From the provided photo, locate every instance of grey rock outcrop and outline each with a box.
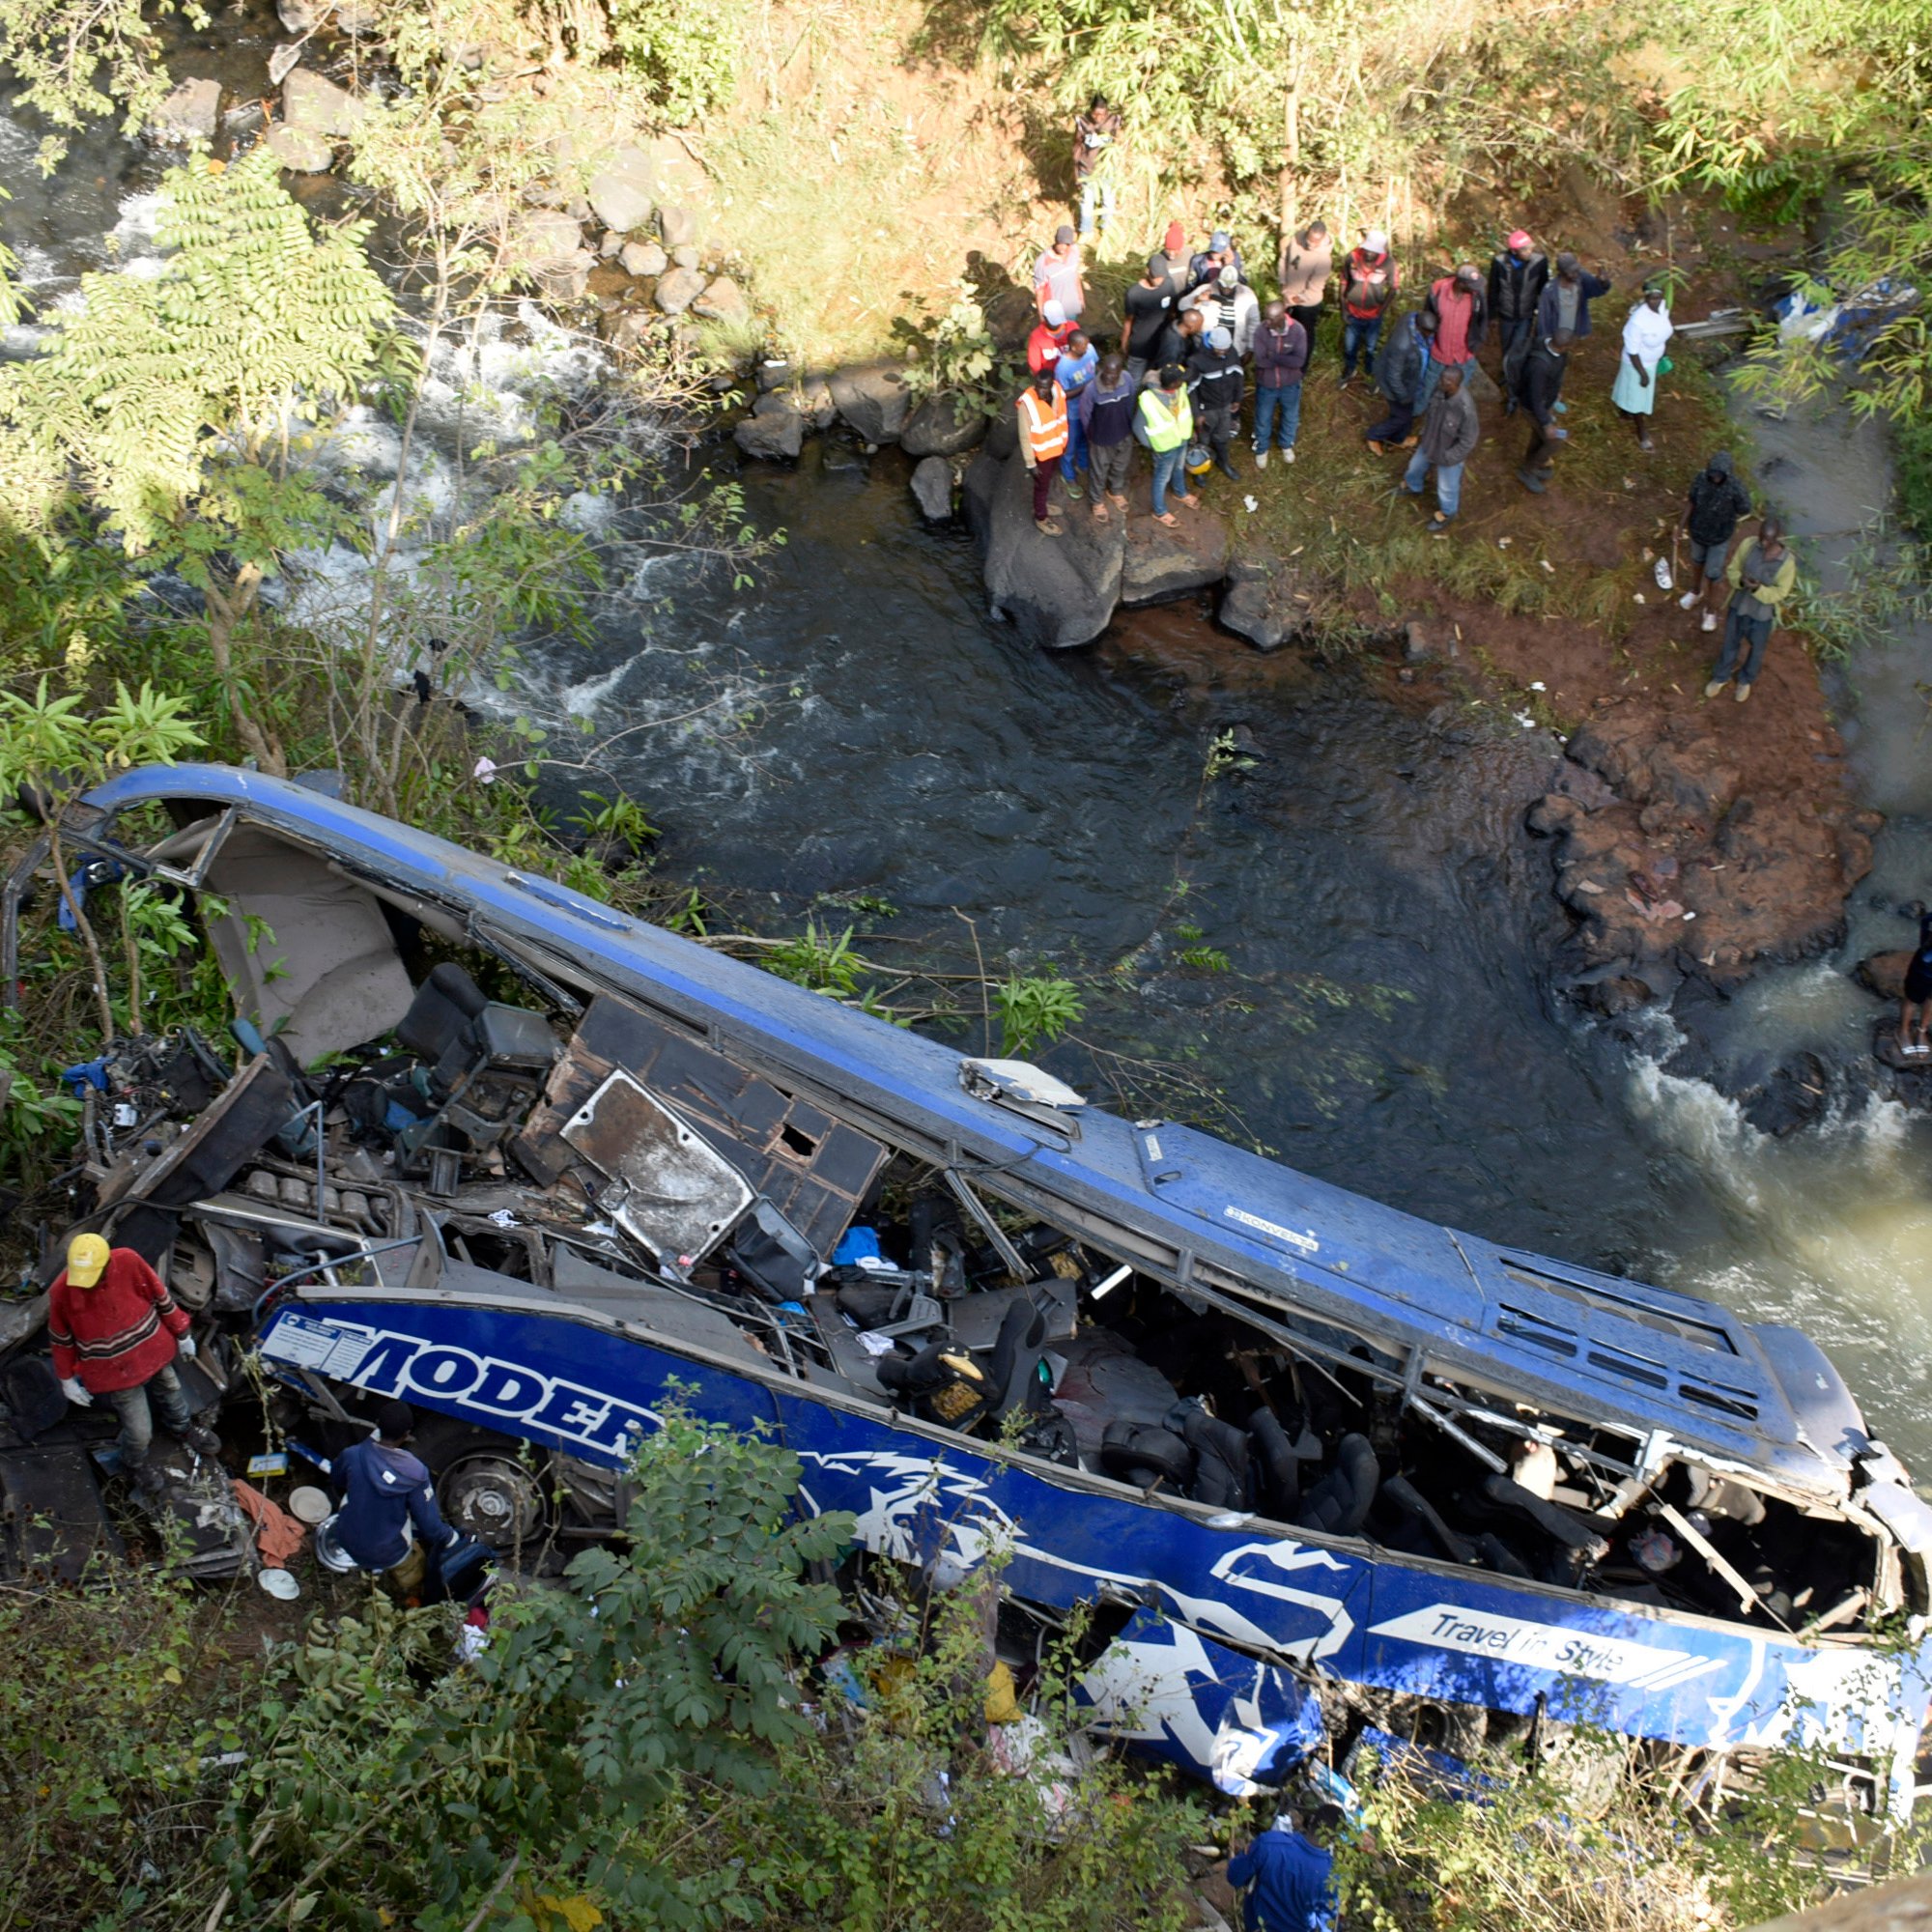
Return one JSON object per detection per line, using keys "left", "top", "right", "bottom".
{"left": 828, "top": 363, "right": 911, "bottom": 444}
{"left": 653, "top": 267, "right": 706, "bottom": 315}
{"left": 693, "top": 276, "right": 749, "bottom": 322}
{"left": 735, "top": 395, "right": 805, "bottom": 462}
{"left": 267, "top": 124, "right": 334, "bottom": 173}
{"left": 1122, "top": 502, "right": 1228, "bottom": 606}
{"left": 586, "top": 147, "right": 654, "bottom": 234}
{"left": 1218, "top": 559, "right": 1303, "bottom": 651}
{"left": 283, "top": 70, "right": 363, "bottom": 136}
{"left": 658, "top": 205, "right": 697, "bottom": 247}
{"left": 671, "top": 243, "right": 700, "bottom": 271}
{"left": 963, "top": 448, "right": 1122, "bottom": 649}
{"left": 277, "top": 0, "right": 322, "bottom": 29}
{"left": 619, "top": 240, "right": 667, "bottom": 278}
{"left": 900, "top": 395, "right": 986, "bottom": 459}
{"left": 154, "top": 77, "right": 221, "bottom": 142}
{"left": 911, "top": 456, "right": 953, "bottom": 521}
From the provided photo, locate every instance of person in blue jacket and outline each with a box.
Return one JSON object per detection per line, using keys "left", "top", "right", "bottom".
{"left": 1227, "top": 1803, "right": 1343, "bottom": 1932}
{"left": 335, "top": 1397, "right": 458, "bottom": 1592}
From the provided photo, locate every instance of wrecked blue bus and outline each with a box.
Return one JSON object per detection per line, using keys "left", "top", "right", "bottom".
{"left": 22, "top": 765, "right": 1932, "bottom": 1811}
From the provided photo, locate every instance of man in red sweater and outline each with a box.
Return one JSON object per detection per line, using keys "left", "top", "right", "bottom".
{"left": 50, "top": 1233, "right": 216, "bottom": 1487}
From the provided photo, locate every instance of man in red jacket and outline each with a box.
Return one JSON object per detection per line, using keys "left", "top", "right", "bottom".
{"left": 50, "top": 1233, "right": 216, "bottom": 1487}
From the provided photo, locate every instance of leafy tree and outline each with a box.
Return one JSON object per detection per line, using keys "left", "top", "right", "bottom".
{"left": 0, "top": 152, "right": 394, "bottom": 774}
{"left": 0, "top": 0, "right": 209, "bottom": 170}
{"left": 0, "top": 676, "right": 204, "bottom": 1037}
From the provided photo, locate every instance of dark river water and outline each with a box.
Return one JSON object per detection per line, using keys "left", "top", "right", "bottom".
{"left": 9, "top": 92, "right": 1932, "bottom": 1470}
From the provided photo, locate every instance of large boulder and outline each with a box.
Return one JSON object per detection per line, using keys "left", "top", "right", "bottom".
{"left": 507, "top": 211, "right": 590, "bottom": 299}
{"left": 910, "top": 456, "right": 953, "bottom": 521}
{"left": 1857, "top": 950, "right": 1913, "bottom": 1000}
{"left": 901, "top": 395, "right": 987, "bottom": 459}
{"left": 1122, "top": 497, "right": 1229, "bottom": 606}
{"left": 267, "top": 124, "right": 334, "bottom": 173}
{"left": 619, "top": 240, "right": 667, "bottom": 279}
{"left": 653, "top": 267, "right": 706, "bottom": 315}
{"left": 1218, "top": 558, "right": 1303, "bottom": 652}
{"left": 734, "top": 397, "right": 804, "bottom": 462}
{"left": 693, "top": 276, "right": 749, "bottom": 322}
{"left": 586, "top": 146, "right": 654, "bottom": 234}
{"left": 828, "top": 363, "right": 911, "bottom": 444}
{"left": 282, "top": 70, "right": 364, "bottom": 136}
{"left": 153, "top": 76, "right": 221, "bottom": 142}
{"left": 962, "top": 448, "right": 1123, "bottom": 650}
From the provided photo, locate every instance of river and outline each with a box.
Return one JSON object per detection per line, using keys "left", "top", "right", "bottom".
{"left": 8, "top": 97, "right": 1932, "bottom": 1472}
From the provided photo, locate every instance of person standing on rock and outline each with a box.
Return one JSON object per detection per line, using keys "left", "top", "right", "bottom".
{"left": 1186, "top": 325, "right": 1245, "bottom": 481}
{"left": 1535, "top": 252, "right": 1612, "bottom": 411}
{"left": 1140, "top": 364, "right": 1198, "bottom": 526}
{"left": 1364, "top": 307, "right": 1435, "bottom": 455}
{"left": 1072, "top": 97, "right": 1122, "bottom": 239}
{"left": 1054, "top": 328, "right": 1099, "bottom": 499}
{"left": 1419, "top": 263, "right": 1488, "bottom": 411}
{"left": 1339, "top": 229, "right": 1398, "bottom": 386}
{"left": 1514, "top": 327, "right": 1574, "bottom": 493}
{"left": 1278, "top": 221, "right": 1332, "bottom": 368}
{"left": 1122, "top": 255, "right": 1178, "bottom": 385}
{"left": 1017, "top": 367, "right": 1070, "bottom": 538}
{"left": 1182, "top": 263, "right": 1260, "bottom": 355}
{"left": 1080, "top": 351, "right": 1137, "bottom": 521}
{"left": 1402, "top": 363, "right": 1479, "bottom": 529}
{"left": 1028, "top": 298, "right": 1076, "bottom": 374}
{"left": 1035, "top": 224, "right": 1086, "bottom": 325}
{"left": 1678, "top": 451, "right": 1752, "bottom": 633}
{"left": 1612, "top": 283, "right": 1674, "bottom": 450}
{"left": 1250, "top": 302, "right": 1308, "bottom": 468}
{"left": 1704, "top": 516, "right": 1796, "bottom": 704}
{"left": 1489, "top": 230, "right": 1549, "bottom": 408}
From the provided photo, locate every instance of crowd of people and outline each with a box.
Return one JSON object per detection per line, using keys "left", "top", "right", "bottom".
{"left": 1013, "top": 135, "right": 1800, "bottom": 704}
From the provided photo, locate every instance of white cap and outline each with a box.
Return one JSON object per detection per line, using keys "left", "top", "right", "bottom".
{"left": 1042, "top": 298, "right": 1066, "bottom": 327}
{"left": 1363, "top": 228, "right": 1388, "bottom": 251}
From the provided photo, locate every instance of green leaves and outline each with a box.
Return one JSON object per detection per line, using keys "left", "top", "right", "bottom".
{"left": 0, "top": 674, "right": 203, "bottom": 796}
{"left": 0, "top": 152, "right": 394, "bottom": 552}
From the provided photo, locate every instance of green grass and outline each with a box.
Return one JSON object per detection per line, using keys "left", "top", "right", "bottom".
{"left": 1896, "top": 412, "right": 1932, "bottom": 541}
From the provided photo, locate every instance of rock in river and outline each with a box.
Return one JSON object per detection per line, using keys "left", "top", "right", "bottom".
{"left": 900, "top": 395, "right": 986, "bottom": 459}
{"left": 734, "top": 394, "right": 805, "bottom": 462}
{"left": 828, "top": 363, "right": 911, "bottom": 445}
{"left": 619, "top": 240, "right": 667, "bottom": 279}
{"left": 910, "top": 456, "right": 953, "bottom": 522}
{"left": 653, "top": 267, "right": 707, "bottom": 315}
{"left": 962, "top": 447, "right": 1122, "bottom": 649}
{"left": 283, "top": 70, "right": 364, "bottom": 137}
{"left": 1122, "top": 498, "right": 1228, "bottom": 606}
{"left": 267, "top": 124, "right": 334, "bottom": 174}
{"left": 153, "top": 77, "right": 220, "bottom": 142}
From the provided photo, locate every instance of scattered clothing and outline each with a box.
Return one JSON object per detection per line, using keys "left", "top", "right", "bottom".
{"left": 233, "top": 1477, "right": 308, "bottom": 1569}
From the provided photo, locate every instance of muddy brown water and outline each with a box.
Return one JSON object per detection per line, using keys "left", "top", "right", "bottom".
{"left": 8, "top": 96, "right": 1932, "bottom": 1475}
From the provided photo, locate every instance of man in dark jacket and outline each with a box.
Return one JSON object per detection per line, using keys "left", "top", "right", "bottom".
{"left": 1187, "top": 229, "right": 1245, "bottom": 292}
{"left": 335, "top": 1398, "right": 458, "bottom": 1592}
{"left": 1250, "top": 301, "right": 1308, "bottom": 468}
{"left": 1515, "top": 327, "right": 1573, "bottom": 492}
{"left": 1403, "top": 364, "right": 1479, "bottom": 526}
{"left": 1679, "top": 451, "right": 1753, "bottom": 634}
{"left": 1365, "top": 308, "right": 1435, "bottom": 454}
{"left": 1186, "top": 325, "right": 1244, "bottom": 478}
{"left": 1534, "top": 252, "right": 1612, "bottom": 412}
{"left": 1227, "top": 1804, "right": 1343, "bottom": 1932}
{"left": 1145, "top": 305, "right": 1204, "bottom": 385}
{"left": 1079, "top": 352, "right": 1137, "bottom": 520}
{"left": 1121, "top": 254, "right": 1177, "bottom": 385}
{"left": 1489, "top": 229, "right": 1549, "bottom": 407}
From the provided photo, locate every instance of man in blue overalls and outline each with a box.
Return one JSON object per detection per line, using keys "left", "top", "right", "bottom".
{"left": 334, "top": 1398, "right": 458, "bottom": 1597}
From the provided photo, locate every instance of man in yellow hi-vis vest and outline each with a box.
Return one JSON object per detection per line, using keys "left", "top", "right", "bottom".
{"left": 1016, "top": 368, "right": 1070, "bottom": 537}
{"left": 1137, "top": 363, "right": 1197, "bottom": 526}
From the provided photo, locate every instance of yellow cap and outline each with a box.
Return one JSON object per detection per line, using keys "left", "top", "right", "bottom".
{"left": 66, "top": 1233, "right": 111, "bottom": 1288}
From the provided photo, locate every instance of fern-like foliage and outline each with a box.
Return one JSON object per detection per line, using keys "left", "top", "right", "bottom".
{"left": 0, "top": 153, "right": 394, "bottom": 553}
